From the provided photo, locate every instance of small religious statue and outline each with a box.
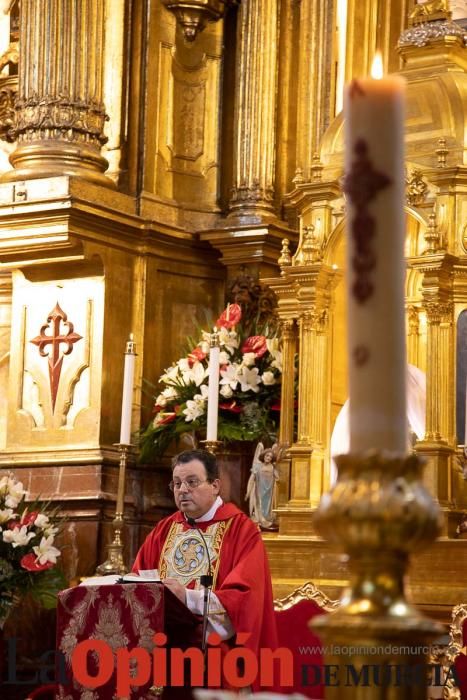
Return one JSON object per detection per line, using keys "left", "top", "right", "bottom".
{"left": 245, "top": 442, "right": 282, "bottom": 530}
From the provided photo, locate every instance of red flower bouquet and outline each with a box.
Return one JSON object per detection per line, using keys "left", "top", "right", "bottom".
{"left": 139, "top": 304, "right": 283, "bottom": 461}
{"left": 0, "top": 473, "right": 65, "bottom": 625}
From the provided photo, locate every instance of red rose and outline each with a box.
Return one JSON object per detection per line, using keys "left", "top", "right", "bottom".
{"left": 270, "top": 402, "right": 281, "bottom": 411}
{"left": 20, "top": 553, "right": 54, "bottom": 572}
{"left": 152, "top": 404, "right": 164, "bottom": 415}
{"left": 187, "top": 347, "right": 207, "bottom": 367}
{"left": 215, "top": 304, "right": 242, "bottom": 329}
{"left": 241, "top": 335, "right": 267, "bottom": 358}
{"left": 219, "top": 401, "right": 243, "bottom": 414}
{"left": 8, "top": 519, "right": 21, "bottom": 530}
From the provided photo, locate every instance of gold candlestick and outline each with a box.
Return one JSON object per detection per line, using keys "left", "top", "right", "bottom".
{"left": 96, "top": 443, "right": 131, "bottom": 575}
{"left": 312, "top": 451, "right": 444, "bottom": 699}
{"left": 200, "top": 439, "right": 221, "bottom": 454}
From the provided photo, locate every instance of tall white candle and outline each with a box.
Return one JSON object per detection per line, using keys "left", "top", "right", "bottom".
{"left": 119, "top": 334, "right": 136, "bottom": 445}
{"left": 206, "top": 331, "right": 220, "bottom": 442}
{"left": 343, "top": 56, "right": 407, "bottom": 453}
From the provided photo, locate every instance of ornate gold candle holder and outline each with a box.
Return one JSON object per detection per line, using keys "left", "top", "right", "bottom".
{"left": 200, "top": 439, "right": 222, "bottom": 454}
{"left": 96, "top": 443, "right": 131, "bottom": 575}
{"left": 312, "top": 451, "right": 444, "bottom": 699}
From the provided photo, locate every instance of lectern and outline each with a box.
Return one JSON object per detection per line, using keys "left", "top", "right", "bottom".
{"left": 56, "top": 583, "right": 200, "bottom": 700}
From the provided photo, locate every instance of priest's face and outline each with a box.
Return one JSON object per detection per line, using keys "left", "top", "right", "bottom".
{"left": 172, "top": 459, "right": 220, "bottom": 519}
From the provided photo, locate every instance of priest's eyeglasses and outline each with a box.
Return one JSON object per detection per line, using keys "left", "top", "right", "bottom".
{"left": 169, "top": 478, "right": 211, "bottom": 492}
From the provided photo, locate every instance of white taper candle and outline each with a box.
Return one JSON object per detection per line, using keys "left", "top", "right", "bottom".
{"left": 119, "top": 334, "right": 136, "bottom": 445}
{"left": 206, "top": 330, "right": 220, "bottom": 442}
{"left": 343, "top": 57, "right": 407, "bottom": 453}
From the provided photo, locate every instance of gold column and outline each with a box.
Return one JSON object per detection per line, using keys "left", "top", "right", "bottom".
{"left": 0, "top": 270, "right": 12, "bottom": 451}
{"left": 416, "top": 291, "right": 455, "bottom": 510}
{"left": 229, "top": 0, "right": 278, "bottom": 218}
{"left": 1, "top": 0, "right": 112, "bottom": 186}
{"left": 424, "top": 302, "right": 446, "bottom": 442}
{"left": 275, "top": 318, "right": 296, "bottom": 508}
{"left": 345, "top": 0, "right": 409, "bottom": 77}
{"left": 278, "top": 318, "right": 296, "bottom": 448}
{"left": 290, "top": 304, "right": 331, "bottom": 509}
{"left": 295, "top": 0, "right": 335, "bottom": 176}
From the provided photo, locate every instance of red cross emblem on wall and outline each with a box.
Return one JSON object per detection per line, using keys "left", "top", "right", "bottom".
{"left": 30, "top": 302, "right": 83, "bottom": 412}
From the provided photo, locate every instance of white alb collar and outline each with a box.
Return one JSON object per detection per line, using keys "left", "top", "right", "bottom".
{"left": 186, "top": 495, "right": 223, "bottom": 523}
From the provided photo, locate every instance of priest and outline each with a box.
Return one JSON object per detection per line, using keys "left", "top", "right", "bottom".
{"left": 132, "top": 448, "right": 278, "bottom": 689}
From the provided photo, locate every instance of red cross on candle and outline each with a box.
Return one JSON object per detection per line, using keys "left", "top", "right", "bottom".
{"left": 30, "top": 302, "right": 83, "bottom": 412}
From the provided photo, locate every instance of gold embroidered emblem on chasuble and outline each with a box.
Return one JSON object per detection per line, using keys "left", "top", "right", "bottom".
{"left": 159, "top": 520, "right": 231, "bottom": 588}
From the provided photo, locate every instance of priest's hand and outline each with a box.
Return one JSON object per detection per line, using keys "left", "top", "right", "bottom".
{"left": 163, "top": 578, "right": 187, "bottom": 604}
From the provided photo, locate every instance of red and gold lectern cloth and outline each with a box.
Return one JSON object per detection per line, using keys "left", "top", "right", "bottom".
{"left": 56, "top": 583, "right": 198, "bottom": 700}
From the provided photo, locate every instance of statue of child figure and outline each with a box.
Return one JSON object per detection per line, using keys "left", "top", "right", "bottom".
{"left": 245, "top": 442, "right": 282, "bottom": 530}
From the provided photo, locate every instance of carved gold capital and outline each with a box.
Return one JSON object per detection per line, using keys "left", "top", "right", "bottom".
{"left": 279, "top": 318, "right": 296, "bottom": 340}
{"left": 407, "top": 304, "right": 420, "bottom": 334}
{"left": 230, "top": 181, "right": 274, "bottom": 207}
{"left": 13, "top": 96, "right": 108, "bottom": 148}
{"left": 299, "top": 308, "right": 328, "bottom": 333}
{"left": 423, "top": 300, "right": 453, "bottom": 323}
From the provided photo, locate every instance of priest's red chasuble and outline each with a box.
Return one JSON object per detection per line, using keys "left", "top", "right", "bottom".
{"left": 133, "top": 503, "right": 278, "bottom": 667}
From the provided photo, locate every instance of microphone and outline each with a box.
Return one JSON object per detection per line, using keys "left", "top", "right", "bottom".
{"left": 186, "top": 516, "right": 213, "bottom": 654}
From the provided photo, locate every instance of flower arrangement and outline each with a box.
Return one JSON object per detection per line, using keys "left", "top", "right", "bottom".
{"left": 139, "top": 303, "right": 283, "bottom": 461}
{"left": 0, "top": 472, "right": 65, "bottom": 624}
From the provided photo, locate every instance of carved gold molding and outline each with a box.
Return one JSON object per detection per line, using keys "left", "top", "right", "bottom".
{"left": 406, "top": 169, "right": 429, "bottom": 207}
{"left": 274, "top": 580, "right": 340, "bottom": 613}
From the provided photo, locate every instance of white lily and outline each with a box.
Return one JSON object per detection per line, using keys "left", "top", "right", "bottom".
{"left": 220, "top": 363, "right": 240, "bottom": 390}
{"left": 177, "top": 358, "right": 191, "bottom": 372}
{"left": 218, "top": 327, "right": 239, "bottom": 354}
{"left": 155, "top": 393, "right": 167, "bottom": 407}
{"left": 3, "top": 525, "right": 35, "bottom": 547}
{"left": 194, "top": 384, "right": 209, "bottom": 402}
{"left": 219, "top": 351, "right": 230, "bottom": 365}
{"left": 237, "top": 366, "right": 261, "bottom": 393}
{"left": 33, "top": 535, "right": 61, "bottom": 565}
{"left": 0, "top": 508, "right": 15, "bottom": 524}
{"left": 34, "top": 513, "right": 50, "bottom": 529}
{"left": 220, "top": 384, "right": 234, "bottom": 399}
{"left": 1, "top": 476, "right": 27, "bottom": 509}
{"left": 181, "top": 360, "right": 207, "bottom": 387}
{"left": 183, "top": 399, "right": 205, "bottom": 422}
{"left": 160, "top": 364, "right": 180, "bottom": 383}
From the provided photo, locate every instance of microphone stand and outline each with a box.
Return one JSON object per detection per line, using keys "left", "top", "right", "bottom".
{"left": 186, "top": 517, "right": 213, "bottom": 657}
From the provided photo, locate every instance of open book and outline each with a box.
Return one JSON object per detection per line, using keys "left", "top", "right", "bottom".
{"left": 80, "top": 570, "right": 160, "bottom": 586}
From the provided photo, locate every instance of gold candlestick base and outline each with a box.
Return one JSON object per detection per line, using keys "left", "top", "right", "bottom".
{"left": 96, "top": 443, "right": 131, "bottom": 576}
{"left": 200, "top": 439, "right": 221, "bottom": 454}
{"left": 312, "top": 451, "right": 444, "bottom": 699}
